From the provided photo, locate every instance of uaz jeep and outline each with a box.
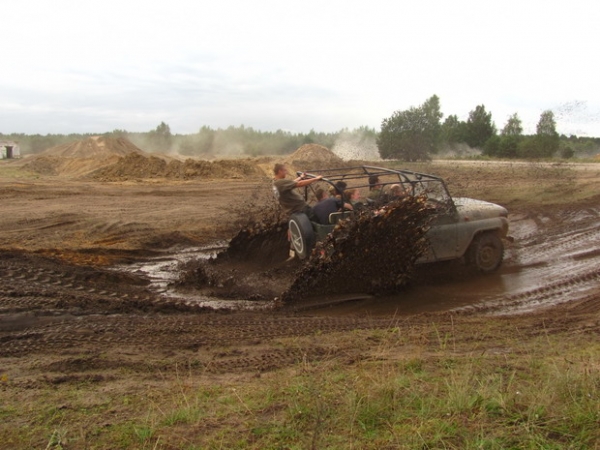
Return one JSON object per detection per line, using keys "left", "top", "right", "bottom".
{"left": 287, "top": 165, "right": 510, "bottom": 273}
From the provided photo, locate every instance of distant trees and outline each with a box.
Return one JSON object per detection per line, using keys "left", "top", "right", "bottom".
{"left": 536, "top": 110, "right": 560, "bottom": 156}
{"left": 482, "top": 113, "right": 522, "bottom": 158}
{"left": 375, "top": 96, "right": 593, "bottom": 160}
{"left": 517, "top": 110, "right": 560, "bottom": 158}
{"left": 377, "top": 95, "right": 443, "bottom": 161}
{"left": 501, "top": 113, "right": 523, "bottom": 137}
{"left": 440, "top": 114, "right": 467, "bottom": 149}
{"left": 481, "top": 110, "right": 560, "bottom": 159}
{"left": 0, "top": 133, "right": 83, "bottom": 154}
{"left": 464, "top": 105, "right": 496, "bottom": 148}
{"left": 146, "top": 122, "right": 173, "bottom": 152}
{"left": 1, "top": 125, "right": 344, "bottom": 158}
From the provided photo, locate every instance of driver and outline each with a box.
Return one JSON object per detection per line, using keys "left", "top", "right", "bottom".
{"left": 272, "top": 163, "right": 322, "bottom": 219}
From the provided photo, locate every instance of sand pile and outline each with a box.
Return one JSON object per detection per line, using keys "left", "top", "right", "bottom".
{"left": 285, "top": 144, "right": 345, "bottom": 170}
{"left": 89, "top": 155, "right": 265, "bottom": 181}
{"left": 19, "top": 139, "right": 348, "bottom": 181}
{"left": 22, "top": 136, "right": 146, "bottom": 177}
{"left": 20, "top": 136, "right": 265, "bottom": 180}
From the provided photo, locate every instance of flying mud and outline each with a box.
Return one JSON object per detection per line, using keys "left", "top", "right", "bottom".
{"left": 173, "top": 196, "right": 433, "bottom": 304}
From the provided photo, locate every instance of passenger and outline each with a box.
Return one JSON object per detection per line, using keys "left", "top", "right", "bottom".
{"left": 367, "top": 175, "right": 383, "bottom": 203}
{"left": 389, "top": 183, "right": 407, "bottom": 200}
{"left": 344, "top": 188, "right": 365, "bottom": 210}
{"left": 272, "top": 163, "right": 322, "bottom": 219}
{"left": 313, "top": 188, "right": 353, "bottom": 224}
{"left": 328, "top": 180, "right": 347, "bottom": 199}
{"left": 334, "top": 180, "right": 347, "bottom": 197}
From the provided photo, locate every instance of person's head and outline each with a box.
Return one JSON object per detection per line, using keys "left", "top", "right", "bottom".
{"left": 390, "top": 184, "right": 405, "bottom": 197}
{"left": 368, "top": 175, "right": 380, "bottom": 190}
{"left": 315, "top": 188, "right": 329, "bottom": 201}
{"left": 334, "top": 180, "right": 347, "bottom": 194}
{"left": 273, "top": 163, "right": 287, "bottom": 178}
{"left": 344, "top": 188, "right": 360, "bottom": 202}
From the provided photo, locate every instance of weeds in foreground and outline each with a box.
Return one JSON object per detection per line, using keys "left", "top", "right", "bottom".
{"left": 1, "top": 329, "right": 598, "bottom": 449}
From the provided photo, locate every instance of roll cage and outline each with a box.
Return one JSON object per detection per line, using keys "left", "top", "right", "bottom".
{"left": 295, "top": 165, "right": 454, "bottom": 209}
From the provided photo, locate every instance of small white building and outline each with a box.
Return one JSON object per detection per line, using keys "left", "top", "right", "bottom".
{"left": 0, "top": 141, "right": 21, "bottom": 159}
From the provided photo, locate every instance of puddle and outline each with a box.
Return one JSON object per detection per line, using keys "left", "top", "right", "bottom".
{"left": 303, "top": 211, "right": 600, "bottom": 317}
{"left": 114, "top": 207, "right": 600, "bottom": 317}
{"left": 115, "top": 243, "right": 275, "bottom": 311}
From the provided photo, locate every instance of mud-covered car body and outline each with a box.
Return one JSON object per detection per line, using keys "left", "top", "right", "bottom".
{"left": 289, "top": 165, "right": 510, "bottom": 273}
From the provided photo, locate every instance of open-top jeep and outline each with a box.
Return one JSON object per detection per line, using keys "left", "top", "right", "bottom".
{"left": 288, "top": 165, "right": 510, "bottom": 273}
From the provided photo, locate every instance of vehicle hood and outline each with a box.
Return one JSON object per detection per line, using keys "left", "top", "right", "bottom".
{"left": 452, "top": 197, "right": 508, "bottom": 220}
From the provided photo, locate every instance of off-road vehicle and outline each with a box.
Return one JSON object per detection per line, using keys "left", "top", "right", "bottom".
{"left": 288, "top": 165, "right": 510, "bottom": 273}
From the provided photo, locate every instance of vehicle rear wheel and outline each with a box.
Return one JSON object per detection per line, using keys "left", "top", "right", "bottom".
{"left": 288, "top": 213, "right": 315, "bottom": 260}
{"left": 467, "top": 232, "right": 504, "bottom": 273}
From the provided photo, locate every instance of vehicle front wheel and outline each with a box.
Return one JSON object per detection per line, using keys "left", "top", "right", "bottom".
{"left": 466, "top": 232, "right": 504, "bottom": 273}
{"left": 288, "top": 213, "right": 315, "bottom": 260}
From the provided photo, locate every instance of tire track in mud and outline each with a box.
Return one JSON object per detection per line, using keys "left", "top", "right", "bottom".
{"left": 198, "top": 346, "right": 344, "bottom": 374}
{"left": 0, "top": 313, "right": 400, "bottom": 358}
{"left": 513, "top": 207, "right": 600, "bottom": 249}
{"left": 453, "top": 266, "right": 600, "bottom": 315}
{"left": 516, "top": 224, "right": 600, "bottom": 266}
{"left": 0, "top": 253, "right": 223, "bottom": 327}
{"left": 3, "top": 204, "right": 600, "bottom": 374}
{"left": 0, "top": 263, "right": 149, "bottom": 314}
{"left": 454, "top": 207, "right": 600, "bottom": 316}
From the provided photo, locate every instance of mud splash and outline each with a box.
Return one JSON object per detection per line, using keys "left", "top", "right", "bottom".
{"left": 172, "top": 197, "right": 432, "bottom": 305}
{"left": 282, "top": 196, "right": 432, "bottom": 301}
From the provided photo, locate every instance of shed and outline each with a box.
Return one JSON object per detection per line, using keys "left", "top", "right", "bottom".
{"left": 0, "top": 141, "right": 21, "bottom": 159}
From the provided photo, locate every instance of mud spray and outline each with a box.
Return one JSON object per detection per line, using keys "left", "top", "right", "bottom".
{"left": 282, "top": 196, "right": 432, "bottom": 301}
{"left": 178, "top": 196, "right": 432, "bottom": 303}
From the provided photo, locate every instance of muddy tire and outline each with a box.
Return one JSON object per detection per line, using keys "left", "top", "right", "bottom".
{"left": 466, "top": 231, "right": 504, "bottom": 273}
{"left": 289, "top": 213, "right": 315, "bottom": 260}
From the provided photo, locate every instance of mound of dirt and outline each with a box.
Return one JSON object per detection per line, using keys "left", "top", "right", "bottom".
{"left": 19, "top": 136, "right": 266, "bottom": 180}
{"left": 285, "top": 144, "right": 345, "bottom": 170}
{"left": 22, "top": 136, "right": 146, "bottom": 177}
{"left": 42, "top": 136, "right": 143, "bottom": 159}
{"left": 89, "top": 155, "right": 265, "bottom": 181}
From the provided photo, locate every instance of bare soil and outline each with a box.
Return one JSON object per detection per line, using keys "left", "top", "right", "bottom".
{"left": 1, "top": 158, "right": 600, "bottom": 448}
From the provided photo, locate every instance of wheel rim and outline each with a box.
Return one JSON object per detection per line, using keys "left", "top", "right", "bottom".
{"left": 289, "top": 220, "right": 304, "bottom": 254}
{"left": 479, "top": 244, "right": 499, "bottom": 270}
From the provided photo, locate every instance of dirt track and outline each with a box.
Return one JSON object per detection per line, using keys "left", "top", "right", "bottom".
{"left": 1, "top": 163, "right": 600, "bottom": 401}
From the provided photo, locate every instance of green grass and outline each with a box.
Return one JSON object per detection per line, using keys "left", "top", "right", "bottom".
{"left": 2, "top": 330, "right": 598, "bottom": 449}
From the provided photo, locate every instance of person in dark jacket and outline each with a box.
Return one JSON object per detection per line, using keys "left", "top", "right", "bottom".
{"left": 312, "top": 188, "right": 353, "bottom": 224}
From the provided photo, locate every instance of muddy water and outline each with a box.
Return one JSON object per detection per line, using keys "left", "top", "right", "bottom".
{"left": 120, "top": 207, "right": 600, "bottom": 317}
{"left": 318, "top": 207, "right": 600, "bottom": 316}
{"left": 116, "top": 243, "right": 276, "bottom": 310}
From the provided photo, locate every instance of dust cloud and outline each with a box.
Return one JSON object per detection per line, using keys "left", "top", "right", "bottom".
{"left": 331, "top": 130, "right": 380, "bottom": 161}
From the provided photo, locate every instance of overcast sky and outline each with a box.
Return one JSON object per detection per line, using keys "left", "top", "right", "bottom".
{"left": 2, "top": 0, "right": 599, "bottom": 137}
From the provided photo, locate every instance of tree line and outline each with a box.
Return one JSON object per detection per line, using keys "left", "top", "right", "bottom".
{"left": 377, "top": 95, "right": 600, "bottom": 160}
{"left": 1, "top": 102, "right": 598, "bottom": 160}
{"left": 0, "top": 125, "right": 355, "bottom": 157}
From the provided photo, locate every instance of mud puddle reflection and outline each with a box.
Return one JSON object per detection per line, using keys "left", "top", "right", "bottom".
{"left": 115, "top": 243, "right": 276, "bottom": 311}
